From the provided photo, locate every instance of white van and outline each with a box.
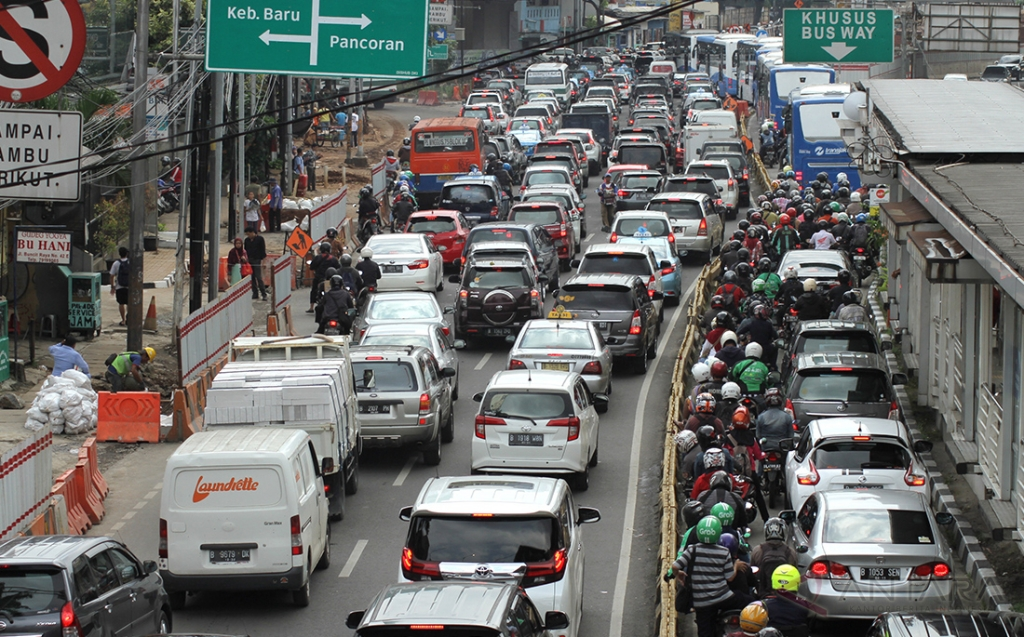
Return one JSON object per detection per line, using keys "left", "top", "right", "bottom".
{"left": 648, "top": 60, "right": 677, "bottom": 77}
{"left": 525, "top": 62, "right": 572, "bottom": 108}
{"left": 683, "top": 123, "right": 739, "bottom": 167}
{"left": 159, "top": 428, "right": 330, "bottom": 609}
{"left": 690, "top": 109, "right": 738, "bottom": 129}
{"left": 204, "top": 357, "right": 360, "bottom": 521}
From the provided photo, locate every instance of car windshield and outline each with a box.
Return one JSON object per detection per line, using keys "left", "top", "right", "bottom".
{"left": 467, "top": 228, "right": 530, "bottom": 248}
{"left": 353, "top": 361, "right": 418, "bottom": 392}
{"left": 703, "top": 143, "right": 741, "bottom": 155}
{"left": 465, "top": 267, "right": 530, "bottom": 289}
{"left": 482, "top": 391, "right": 573, "bottom": 419}
{"left": 648, "top": 200, "right": 703, "bottom": 220}
{"left": 510, "top": 119, "right": 542, "bottom": 130}
{"left": 619, "top": 146, "right": 664, "bottom": 167}
{"left": 368, "top": 299, "right": 438, "bottom": 320}
{"left": 812, "top": 441, "right": 909, "bottom": 470}
{"left": 442, "top": 185, "right": 495, "bottom": 207}
{"left": 468, "top": 95, "right": 500, "bottom": 105}
{"left": 664, "top": 179, "right": 718, "bottom": 197}
{"left": 559, "top": 286, "right": 635, "bottom": 311}
{"left": 580, "top": 253, "right": 650, "bottom": 276}
{"left": 823, "top": 509, "right": 935, "bottom": 545}
{"left": 518, "top": 107, "right": 549, "bottom": 118}
{"left": 982, "top": 66, "right": 1009, "bottom": 79}
{"left": 511, "top": 207, "right": 561, "bottom": 225}
{"left": 519, "top": 327, "right": 594, "bottom": 350}
{"left": 794, "top": 370, "right": 890, "bottom": 402}
{"left": 461, "top": 110, "right": 490, "bottom": 120}
{"left": 369, "top": 239, "right": 425, "bottom": 255}
{"left": 407, "top": 516, "right": 558, "bottom": 563}
{"left": 798, "top": 333, "right": 879, "bottom": 355}
{"left": 615, "top": 218, "right": 670, "bottom": 237}
{"left": 408, "top": 217, "right": 457, "bottom": 234}
{"left": 690, "top": 100, "right": 721, "bottom": 111}
{"left": 688, "top": 165, "right": 730, "bottom": 181}
{"left": 525, "top": 171, "right": 570, "bottom": 186}
{"left": 0, "top": 567, "right": 67, "bottom": 616}
{"left": 622, "top": 175, "right": 661, "bottom": 189}
{"left": 360, "top": 334, "right": 431, "bottom": 349}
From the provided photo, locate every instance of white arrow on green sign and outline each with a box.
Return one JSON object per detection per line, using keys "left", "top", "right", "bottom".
{"left": 783, "top": 8, "right": 894, "bottom": 64}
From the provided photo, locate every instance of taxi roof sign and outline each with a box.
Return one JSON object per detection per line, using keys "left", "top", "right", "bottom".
{"left": 633, "top": 226, "right": 653, "bottom": 237}
{"left": 548, "top": 305, "right": 574, "bottom": 319}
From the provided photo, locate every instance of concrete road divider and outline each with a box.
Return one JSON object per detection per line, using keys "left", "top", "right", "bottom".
{"left": 96, "top": 392, "right": 161, "bottom": 443}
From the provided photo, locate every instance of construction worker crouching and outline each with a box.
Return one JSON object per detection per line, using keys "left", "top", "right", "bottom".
{"left": 105, "top": 347, "right": 156, "bottom": 393}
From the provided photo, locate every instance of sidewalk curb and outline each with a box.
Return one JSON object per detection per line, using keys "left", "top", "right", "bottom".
{"left": 143, "top": 271, "right": 175, "bottom": 290}
{"left": 867, "top": 278, "right": 1012, "bottom": 612}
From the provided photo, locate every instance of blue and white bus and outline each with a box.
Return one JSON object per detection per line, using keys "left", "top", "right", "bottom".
{"left": 764, "top": 64, "right": 836, "bottom": 129}
{"left": 736, "top": 37, "right": 782, "bottom": 103}
{"left": 788, "top": 94, "right": 860, "bottom": 188}
{"left": 694, "top": 33, "right": 758, "bottom": 97}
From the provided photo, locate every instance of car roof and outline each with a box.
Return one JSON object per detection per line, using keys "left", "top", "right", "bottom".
{"left": 522, "top": 318, "right": 591, "bottom": 332}
{"left": 562, "top": 273, "right": 640, "bottom": 288}
{"left": 668, "top": 174, "right": 715, "bottom": 182}
{"left": 687, "top": 159, "right": 732, "bottom": 169}
{"left": 807, "top": 417, "right": 909, "bottom": 440}
{"left": 175, "top": 428, "right": 307, "bottom": 456}
{"left": 794, "top": 351, "right": 888, "bottom": 371}
{"left": 524, "top": 165, "right": 571, "bottom": 174}
{"left": 0, "top": 535, "right": 110, "bottom": 563}
{"left": 413, "top": 475, "right": 564, "bottom": 515}
{"left": 881, "top": 611, "right": 1024, "bottom": 637}
{"left": 584, "top": 242, "right": 653, "bottom": 256}
{"left": 446, "top": 175, "right": 500, "bottom": 186}
{"left": 615, "top": 210, "right": 671, "bottom": 220}
{"left": 359, "top": 582, "right": 514, "bottom": 628}
{"left": 489, "top": 369, "right": 580, "bottom": 390}
{"left": 370, "top": 291, "right": 441, "bottom": 302}
{"left": 350, "top": 345, "right": 432, "bottom": 359}
{"left": 468, "top": 240, "right": 532, "bottom": 251}
{"left": 362, "top": 323, "right": 436, "bottom": 336}
{"left": 466, "top": 258, "right": 529, "bottom": 269}
{"left": 795, "top": 319, "right": 874, "bottom": 334}
{"left": 650, "top": 192, "right": 709, "bottom": 203}
{"left": 818, "top": 489, "right": 928, "bottom": 511}
{"left": 471, "top": 222, "right": 536, "bottom": 232}
{"left": 409, "top": 209, "right": 461, "bottom": 219}
{"left": 619, "top": 170, "right": 662, "bottom": 178}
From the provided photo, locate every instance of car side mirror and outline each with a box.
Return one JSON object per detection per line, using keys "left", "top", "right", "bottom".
{"left": 399, "top": 506, "right": 413, "bottom": 521}
{"left": 570, "top": 259, "right": 581, "bottom": 269}
{"left": 143, "top": 560, "right": 158, "bottom": 575}
{"left": 577, "top": 506, "right": 601, "bottom": 524}
{"left": 660, "top": 260, "right": 672, "bottom": 269}
{"left": 449, "top": 274, "right": 461, "bottom": 283}
{"left": 796, "top": 545, "right": 809, "bottom": 554}
{"left": 881, "top": 339, "right": 893, "bottom": 351}
{"left": 321, "top": 457, "right": 335, "bottom": 474}
{"left": 453, "top": 339, "right": 467, "bottom": 349}
{"left": 473, "top": 392, "right": 484, "bottom": 402}
{"left": 779, "top": 509, "right": 796, "bottom": 523}
{"left": 444, "top": 305, "right": 455, "bottom": 314}
{"left": 544, "top": 611, "right": 570, "bottom": 631}
{"left": 774, "top": 339, "right": 786, "bottom": 349}
{"left": 346, "top": 611, "right": 366, "bottom": 630}
{"left": 891, "top": 373, "right": 908, "bottom": 386}
{"left": 935, "top": 512, "right": 955, "bottom": 525}
{"left": 442, "top": 367, "right": 457, "bottom": 378}
{"left": 914, "top": 440, "right": 934, "bottom": 454}
{"left": 593, "top": 394, "right": 609, "bottom": 414}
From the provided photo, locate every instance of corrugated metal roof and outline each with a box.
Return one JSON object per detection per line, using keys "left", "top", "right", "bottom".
{"left": 920, "top": 162, "right": 1024, "bottom": 277}
{"left": 862, "top": 79, "right": 1024, "bottom": 154}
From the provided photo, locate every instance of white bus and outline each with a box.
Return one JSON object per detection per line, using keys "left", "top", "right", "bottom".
{"left": 525, "top": 62, "right": 572, "bottom": 107}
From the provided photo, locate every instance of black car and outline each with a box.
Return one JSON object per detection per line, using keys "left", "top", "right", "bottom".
{"left": 450, "top": 258, "right": 545, "bottom": 342}
{"left": 439, "top": 176, "right": 511, "bottom": 225}
{"left": 616, "top": 142, "right": 669, "bottom": 174}
{"left": 663, "top": 175, "right": 725, "bottom": 213}
{"left": 463, "top": 222, "right": 560, "bottom": 291}
{"left": 556, "top": 273, "right": 661, "bottom": 374}
{"left": 0, "top": 536, "right": 172, "bottom": 637}
{"left": 614, "top": 170, "right": 664, "bottom": 212}
{"left": 781, "top": 318, "right": 889, "bottom": 377}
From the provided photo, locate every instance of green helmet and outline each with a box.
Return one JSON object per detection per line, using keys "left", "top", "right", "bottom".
{"left": 829, "top": 201, "right": 843, "bottom": 213}
{"left": 710, "top": 502, "right": 736, "bottom": 526}
{"left": 695, "top": 515, "right": 723, "bottom": 544}
{"left": 751, "top": 278, "right": 766, "bottom": 293}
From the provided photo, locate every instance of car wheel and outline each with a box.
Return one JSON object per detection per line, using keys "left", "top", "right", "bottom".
{"left": 605, "top": 380, "right": 612, "bottom": 396}
{"left": 317, "top": 525, "right": 332, "bottom": 570}
{"left": 329, "top": 475, "right": 346, "bottom": 522}
{"left": 345, "top": 455, "right": 359, "bottom": 495}
{"left": 646, "top": 334, "right": 658, "bottom": 359}
{"left": 293, "top": 570, "right": 311, "bottom": 607}
{"left": 573, "top": 464, "right": 590, "bottom": 492}
{"left": 436, "top": 275, "right": 444, "bottom": 292}
{"left": 423, "top": 431, "right": 442, "bottom": 465}
{"left": 169, "top": 592, "right": 186, "bottom": 611}
{"left": 633, "top": 353, "right": 648, "bottom": 375}
{"left": 560, "top": 258, "right": 570, "bottom": 272}
{"left": 452, "top": 379, "right": 460, "bottom": 401}
{"left": 157, "top": 611, "right": 171, "bottom": 634}
{"left": 589, "top": 444, "right": 598, "bottom": 467}
{"left": 659, "top": 306, "right": 665, "bottom": 324}
{"left": 441, "top": 407, "right": 455, "bottom": 443}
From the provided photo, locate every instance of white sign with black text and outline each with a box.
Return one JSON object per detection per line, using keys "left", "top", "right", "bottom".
{"left": 0, "top": 110, "right": 82, "bottom": 201}
{"left": 16, "top": 230, "right": 73, "bottom": 264}
{"left": 429, "top": 2, "right": 452, "bottom": 25}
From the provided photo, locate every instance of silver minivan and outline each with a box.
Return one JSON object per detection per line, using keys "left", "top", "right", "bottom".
{"left": 786, "top": 351, "right": 908, "bottom": 430}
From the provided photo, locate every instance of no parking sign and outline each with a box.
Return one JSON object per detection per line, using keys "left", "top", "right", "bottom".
{"left": 871, "top": 185, "right": 890, "bottom": 204}
{"left": 0, "top": 0, "right": 86, "bottom": 102}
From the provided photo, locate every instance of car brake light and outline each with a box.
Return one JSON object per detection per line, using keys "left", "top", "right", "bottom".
{"left": 629, "top": 310, "right": 642, "bottom": 335}
{"left": 560, "top": 222, "right": 567, "bottom": 238}
{"left": 408, "top": 260, "right": 429, "bottom": 270}
{"left": 697, "top": 218, "right": 707, "bottom": 236}
{"left": 548, "top": 416, "right": 580, "bottom": 440}
{"left": 668, "top": 233, "right": 675, "bottom": 244}
{"left": 797, "top": 459, "right": 819, "bottom": 485}
{"left": 795, "top": 170, "right": 803, "bottom": 181}
{"left": 785, "top": 398, "right": 795, "bottom": 421}
{"left": 159, "top": 518, "right": 168, "bottom": 558}
{"left": 474, "top": 414, "right": 506, "bottom": 438}
{"left": 530, "top": 289, "right": 540, "bottom": 300}
{"left": 661, "top": 265, "right": 674, "bottom": 275}
{"left": 889, "top": 400, "right": 900, "bottom": 419}
{"left": 418, "top": 393, "right": 431, "bottom": 425}
{"left": 910, "top": 562, "right": 950, "bottom": 580}
{"left": 402, "top": 547, "right": 441, "bottom": 579}
{"left": 617, "top": 189, "right": 627, "bottom": 197}
{"left": 490, "top": 206, "right": 499, "bottom": 217}
{"left": 582, "top": 361, "right": 602, "bottom": 374}
{"left": 441, "top": 326, "right": 449, "bottom": 336}
{"left": 522, "top": 548, "right": 568, "bottom": 586}
{"left": 852, "top": 435, "right": 871, "bottom": 441}
{"left": 807, "top": 560, "right": 849, "bottom": 579}
{"left": 743, "top": 169, "right": 749, "bottom": 179}
{"left": 904, "top": 460, "right": 927, "bottom": 486}
{"left": 61, "top": 601, "right": 81, "bottom": 637}
{"left": 610, "top": 232, "right": 618, "bottom": 243}
{"left": 509, "top": 359, "right": 526, "bottom": 370}
{"left": 459, "top": 289, "right": 468, "bottom": 299}
{"left": 291, "top": 514, "right": 302, "bottom": 556}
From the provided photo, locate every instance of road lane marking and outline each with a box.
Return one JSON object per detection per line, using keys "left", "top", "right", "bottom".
{"left": 474, "top": 352, "right": 492, "bottom": 371}
{"left": 154, "top": 482, "right": 162, "bottom": 490}
{"left": 144, "top": 491, "right": 159, "bottom": 500}
{"left": 121, "top": 511, "right": 136, "bottom": 520}
{"left": 338, "top": 539, "right": 369, "bottom": 577}
{"left": 110, "top": 522, "right": 124, "bottom": 531}
{"left": 585, "top": 233, "right": 594, "bottom": 242}
{"left": 393, "top": 456, "right": 416, "bottom": 487}
{"left": 133, "top": 501, "right": 148, "bottom": 510}
{"left": 609, "top": 277, "right": 697, "bottom": 637}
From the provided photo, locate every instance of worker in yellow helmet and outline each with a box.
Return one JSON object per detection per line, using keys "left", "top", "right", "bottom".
{"left": 104, "top": 347, "right": 156, "bottom": 393}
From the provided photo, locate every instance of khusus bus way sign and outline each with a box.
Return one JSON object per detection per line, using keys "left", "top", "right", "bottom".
{"left": 783, "top": 9, "right": 894, "bottom": 64}
{"left": 205, "top": 0, "right": 429, "bottom": 78}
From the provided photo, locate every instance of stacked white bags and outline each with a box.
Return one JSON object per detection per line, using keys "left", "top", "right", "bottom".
{"left": 24, "top": 369, "right": 99, "bottom": 435}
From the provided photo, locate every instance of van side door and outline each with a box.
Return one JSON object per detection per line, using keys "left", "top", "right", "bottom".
{"left": 293, "top": 444, "right": 324, "bottom": 568}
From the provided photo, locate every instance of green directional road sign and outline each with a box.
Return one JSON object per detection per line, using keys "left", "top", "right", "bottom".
{"left": 206, "top": 0, "right": 428, "bottom": 79}
{"left": 427, "top": 45, "right": 448, "bottom": 60}
{"left": 783, "top": 9, "right": 894, "bottom": 64}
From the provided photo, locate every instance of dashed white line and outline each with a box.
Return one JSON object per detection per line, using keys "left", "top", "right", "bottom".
{"left": 474, "top": 352, "right": 492, "bottom": 371}
{"left": 585, "top": 233, "right": 594, "bottom": 242}
{"left": 393, "top": 457, "right": 416, "bottom": 487}
{"left": 338, "top": 539, "right": 369, "bottom": 578}
{"left": 121, "top": 511, "right": 136, "bottom": 520}
{"left": 110, "top": 522, "right": 124, "bottom": 531}
{"left": 133, "top": 501, "right": 148, "bottom": 510}
{"left": 154, "top": 482, "right": 163, "bottom": 490}
{"left": 144, "top": 491, "right": 159, "bottom": 500}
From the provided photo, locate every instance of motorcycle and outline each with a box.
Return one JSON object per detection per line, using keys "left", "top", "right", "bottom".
{"left": 156, "top": 179, "right": 179, "bottom": 213}
{"left": 761, "top": 445, "right": 785, "bottom": 508}
{"left": 356, "top": 213, "right": 383, "bottom": 246}
{"left": 850, "top": 246, "right": 874, "bottom": 279}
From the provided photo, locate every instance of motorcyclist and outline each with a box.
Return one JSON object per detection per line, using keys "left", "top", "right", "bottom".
{"left": 337, "top": 253, "right": 364, "bottom": 296}
{"left": 836, "top": 290, "right": 870, "bottom": 321}
{"left": 809, "top": 218, "right": 837, "bottom": 250}
{"left": 716, "top": 333, "right": 745, "bottom": 369}
{"left": 827, "top": 269, "right": 853, "bottom": 313}
{"left": 742, "top": 228, "right": 763, "bottom": 263}
{"left": 391, "top": 189, "right": 417, "bottom": 231}
{"left": 715, "top": 381, "right": 743, "bottom": 424}
{"left": 701, "top": 312, "right": 734, "bottom": 359}
{"left": 697, "top": 359, "right": 730, "bottom": 404}
{"left": 793, "top": 279, "right": 830, "bottom": 320}
{"left": 776, "top": 267, "right": 803, "bottom": 313}
{"left": 696, "top": 471, "right": 749, "bottom": 528}
{"left": 755, "top": 388, "right": 794, "bottom": 452}
{"left": 355, "top": 247, "right": 381, "bottom": 293}
{"left": 307, "top": 242, "right": 340, "bottom": 313}
{"left": 737, "top": 305, "right": 775, "bottom": 365}
{"left": 398, "top": 137, "right": 412, "bottom": 165}
{"left": 751, "top": 518, "right": 798, "bottom": 596}
{"left": 702, "top": 295, "right": 728, "bottom": 331}
{"left": 762, "top": 565, "right": 809, "bottom": 637}
{"left": 724, "top": 406, "right": 762, "bottom": 478}
{"left": 317, "top": 275, "right": 354, "bottom": 334}
{"left": 846, "top": 191, "right": 864, "bottom": 217}
{"left": 383, "top": 149, "right": 401, "bottom": 180}
{"left": 734, "top": 262, "right": 755, "bottom": 296}
{"left": 769, "top": 213, "right": 799, "bottom": 258}
{"left": 693, "top": 427, "right": 735, "bottom": 477}
{"left": 356, "top": 185, "right": 382, "bottom": 242}
{"left": 738, "top": 603, "right": 783, "bottom": 637}
{"left": 485, "top": 153, "right": 513, "bottom": 195}
{"left": 831, "top": 211, "right": 851, "bottom": 244}
{"left": 796, "top": 210, "right": 817, "bottom": 244}
{"left": 752, "top": 260, "right": 781, "bottom": 301}
{"left": 683, "top": 393, "right": 726, "bottom": 435}
{"left": 848, "top": 212, "right": 873, "bottom": 252}
{"left": 690, "top": 450, "right": 732, "bottom": 499}
{"left": 715, "top": 271, "right": 746, "bottom": 311}
{"left": 731, "top": 343, "right": 770, "bottom": 394}
{"left": 326, "top": 227, "right": 346, "bottom": 258}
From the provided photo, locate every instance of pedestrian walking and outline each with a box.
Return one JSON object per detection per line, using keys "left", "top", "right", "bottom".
{"left": 109, "top": 246, "right": 130, "bottom": 326}
{"left": 244, "top": 227, "right": 268, "bottom": 300}
{"left": 268, "top": 177, "right": 283, "bottom": 232}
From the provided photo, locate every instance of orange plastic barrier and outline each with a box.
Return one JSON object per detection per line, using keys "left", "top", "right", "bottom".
{"left": 169, "top": 355, "right": 228, "bottom": 442}
{"left": 417, "top": 90, "right": 439, "bottom": 106}
{"left": 267, "top": 313, "right": 279, "bottom": 336}
{"left": 80, "top": 437, "right": 108, "bottom": 498}
{"left": 96, "top": 392, "right": 161, "bottom": 443}
{"left": 52, "top": 469, "right": 90, "bottom": 534}
{"left": 75, "top": 459, "right": 104, "bottom": 524}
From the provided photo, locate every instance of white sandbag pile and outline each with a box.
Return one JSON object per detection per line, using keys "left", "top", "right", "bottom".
{"left": 24, "top": 369, "right": 98, "bottom": 435}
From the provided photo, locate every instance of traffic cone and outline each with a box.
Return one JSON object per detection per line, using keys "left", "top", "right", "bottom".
{"left": 143, "top": 296, "right": 158, "bottom": 331}
{"left": 266, "top": 313, "right": 279, "bottom": 337}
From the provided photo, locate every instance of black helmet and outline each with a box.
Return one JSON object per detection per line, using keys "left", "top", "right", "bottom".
{"left": 735, "top": 262, "right": 753, "bottom": 278}
{"left": 774, "top": 189, "right": 786, "bottom": 199}
{"left": 402, "top": 137, "right": 410, "bottom": 145}
{"left": 749, "top": 211, "right": 763, "bottom": 225}
{"left": 729, "top": 240, "right": 742, "bottom": 252}
{"left": 818, "top": 218, "right": 829, "bottom": 227}
{"left": 709, "top": 470, "right": 732, "bottom": 491}
{"left": 837, "top": 187, "right": 850, "bottom": 199}
{"left": 764, "top": 387, "right": 784, "bottom": 408}
{"left": 325, "top": 267, "right": 338, "bottom": 279}
{"left": 738, "top": 219, "right": 750, "bottom": 232}
{"left": 723, "top": 271, "right": 738, "bottom": 284}
{"left": 682, "top": 500, "right": 707, "bottom": 528}
{"left": 837, "top": 269, "right": 851, "bottom": 284}
{"left": 359, "top": 185, "right": 372, "bottom": 198}
{"left": 696, "top": 425, "right": 717, "bottom": 451}
{"left": 487, "top": 153, "right": 497, "bottom": 161}
{"left": 340, "top": 254, "right": 353, "bottom": 267}
{"left": 386, "top": 150, "right": 395, "bottom": 157}
{"left": 842, "top": 290, "right": 859, "bottom": 305}
{"left": 326, "top": 228, "right": 338, "bottom": 239}
{"left": 736, "top": 247, "right": 750, "bottom": 263}
{"left": 816, "top": 172, "right": 829, "bottom": 183}
{"left": 710, "top": 294, "right": 725, "bottom": 309}
{"left": 732, "top": 229, "right": 746, "bottom": 241}
{"left": 715, "top": 311, "right": 730, "bottom": 328}
{"left": 746, "top": 227, "right": 759, "bottom": 240}
{"left": 757, "top": 257, "right": 772, "bottom": 273}
{"left": 820, "top": 189, "right": 832, "bottom": 200}
{"left": 319, "top": 242, "right": 331, "bottom": 254}
{"left": 330, "top": 274, "right": 343, "bottom": 289}
{"left": 790, "top": 195, "right": 803, "bottom": 205}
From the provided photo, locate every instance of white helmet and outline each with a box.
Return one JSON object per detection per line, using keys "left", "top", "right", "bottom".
{"left": 783, "top": 266, "right": 798, "bottom": 280}
{"left": 803, "top": 278, "right": 818, "bottom": 292}
{"left": 837, "top": 172, "right": 848, "bottom": 183}
{"left": 692, "top": 362, "right": 711, "bottom": 383}
{"left": 361, "top": 248, "right": 373, "bottom": 259}
{"left": 745, "top": 342, "right": 763, "bottom": 358}
{"left": 722, "top": 382, "right": 742, "bottom": 400}
{"left": 674, "top": 430, "right": 698, "bottom": 453}
{"left": 720, "top": 331, "right": 738, "bottom": 346}
{"left": 413, "top": 115, "right": 421, "bottom": 123}
{"left": 850, "top": 192, "right": 862, "bottom": 202}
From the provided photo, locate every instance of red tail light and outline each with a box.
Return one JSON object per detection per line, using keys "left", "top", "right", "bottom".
{"left": 766, "top": 451, "right": 780, "bottom": 463}
{"left": 727, "top": 179, "right": 735, "bottom": 188}
{"left": 408, "top": 260, "right": 429, "bottom": 270}
{"left": 795, "top": 171, "right": 803, "bottom": 181}
{"left": 889, "top": 400, "right": 900, "bottom": 419}
{"left": 616, "top": 189, "right": 627, "bottom": 197}
{"left": 797, "top": 459, "right": 819, "bottom": 485}
{"left": 807, "top": 560, "right": 849, "bottom": 579}
{"left": 418, "top": 393, "right": 431, "bottom": 425}
{"left": 522, "top": 548, "right": 568, "bottom": 586}
{"left": 291, "top": 514, "right": 302, "bottom": 556}
{"left": 610, "top": 232, "right": 618, "bottom": 243}
{"left": 441, "top": 326, "right": 450, "bottom": 336}
{"left": 402, "top": 547, "right": 441, "bottom": 579}
{"left": 785, "top": 398, "right": 795, "bottom": 421}
{"left": 904, "top": 461, "right": 927, "bottom": 487}
{"left": 159, "top": 518, "right": 168, "bottom": 559}
{"left": 697, "top": 218, "right": 707, "bottom": 236}
{"left": 459, "top": 289, "right": 468, "bottom": 299}
{"left": 743, "top": 169, "right": 749, "bottom": 180}
{"left": 509, "top": 359, "right": 527, "bottom": 369}
{"left": 629, "top": 310, "right": 642, "bottom": 335}
{"left": 530, "top": 289, "right": 540, "bottom": 301}
{"left": 661, "top": 265, "right": 674, "bottom": 275}
{"left": 581, "top": 361, "right": 602, "bottom": 374}
{"left": 548, "top": 416, "right": 580, "bottom": 441}
{"left": 911, "top": 561, "right": 951, "bottom": 580}
{"left": 559, "top": 222, "right": 567, "bottom": 238}
{"left": 490, "top": 206, "right": 499, "bottom": 217}
{"left": 668, "top": 233, "right": 675, "bottom": 244}
{"left": 474, "top": 414, "right": 506, "bottom": 438}
{"left": 61, "top": 601, "right": 81, "bottom": 637}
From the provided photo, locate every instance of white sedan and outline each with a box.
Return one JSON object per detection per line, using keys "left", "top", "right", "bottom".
{"left": 508, "top": 319, "right": 613, "bottom": 395}
{"left": 364, "top": 234, "right": 444, "bottom": 293}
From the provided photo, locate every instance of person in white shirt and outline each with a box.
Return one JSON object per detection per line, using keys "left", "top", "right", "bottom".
{"left": 810, "top": 220, "right": 837, "bottom": 250}
{"left": 350, "top": 112, "right": 360, "bottom": 146}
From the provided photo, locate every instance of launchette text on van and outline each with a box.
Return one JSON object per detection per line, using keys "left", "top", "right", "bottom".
{"left": 193, "top": 476, "right": 259, "bottom": 502}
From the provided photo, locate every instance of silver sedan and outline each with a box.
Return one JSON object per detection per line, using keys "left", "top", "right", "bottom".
{"left": 507, "top": 318, "right": 613, "bottom": 395}
{"left": 359, "top": 323, "right": 465, "bottom": 399}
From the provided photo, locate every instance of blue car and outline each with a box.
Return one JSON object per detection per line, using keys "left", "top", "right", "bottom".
{"left": 618, "top": 236, "right": 682, "bottom": 306}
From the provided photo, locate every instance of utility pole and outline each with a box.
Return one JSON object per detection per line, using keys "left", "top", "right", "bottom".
{"left": 356, "top": 78, "right": 365, "bottom": 158}
{"left": 279, "top": 76, "right": 293, "bottom": 194}
{"left": 236, "top": 74, "right": 246, "bottom": 237}
{"left": 127, "top": 0, "right": 149, "bottom": 352}
{"left": 345, "top": 77, "right": 354, "bottom": 161}
{"left": 208, "top": 73, "right": 224, "bottom": 301}
{"left": 189, "top": 79, "right": 210, "bottom": 313}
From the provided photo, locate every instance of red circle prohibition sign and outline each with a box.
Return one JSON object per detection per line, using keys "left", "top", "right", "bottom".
{"left": 0, "top": 0, "right": 87, "bottom": 103}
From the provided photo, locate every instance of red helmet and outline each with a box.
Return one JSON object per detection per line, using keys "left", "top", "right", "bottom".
{"left": 785, "top": 207, "right": 797, "bottom": 216}
{"left": 695, "top": 392, "right": 717, "bottom": 414}
{"left": 731, "top": 405, "right": 752, "bottom": 429}
{"left": 710, "top": 359, "right": 728, "bottom": 379}
{"left": 779, "top": 214, "right": 791, "bottom": 226}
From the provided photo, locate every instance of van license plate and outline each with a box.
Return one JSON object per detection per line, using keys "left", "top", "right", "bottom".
{"left": 509, "top": 434, "right": 544, "bottom": 446}
{"left": 360, "top": 404, "right": 391, "bottom": 414}
{"left": 210, "top": 549, "right": 250, "bottom": 563}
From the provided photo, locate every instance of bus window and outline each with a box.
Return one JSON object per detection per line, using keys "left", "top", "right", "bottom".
{"left": 797, "top": 103, "right": 843, "bottom": 142}
{"left": 415, "top": 131, "right": 476, "bottom": 153}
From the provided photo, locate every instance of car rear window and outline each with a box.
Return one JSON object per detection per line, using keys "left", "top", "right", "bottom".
{"left": 465, "top": 267, "right": 530, "bottom": 289}
{"left": 510, "top": 207, "right": 561, "bottom": 225}
{"left": 441, "top": 185, "right": 495, "bottom": 206}
{"left": 354, "top": 361, "right": 418, "bottom": 392}
{"left": 823, "top": 509, "right": 935, "bottom": 545}
{"left": 664, "top": 179, "right": 718, "bottom": 197}
{"left": 797, "top": 333, "right": 879, "bottom": 355}
{"left": 705, "top": 154, "right": 743, "bottom": 172}
{"left": 793, "top": 370, "right": 890, "bottom": 402}
{"left": 812, "top": 441, "right": 909, "bottom": 470}
{"left": 414, "top": 131, "right": 476, "bottom": 153}
{"left": 687, "top": 165, "right": 730, "bottom": 181}
{"left": 648, "top": 200, "right": 703, "bottom": 220}
{"left": 368, "top": 299, "right": 439, "bottom": 321}
{"left": 559, "top": 286, "right": 635, "bottom": 312}
{"left": 691, "top": 100, "right": 720, "bottom": 111}
{"left": 615, "top": 218, "right": 670, "bottom": 237}
{"left": 407, "top": 516, "right": 558, "bottom": 563}
{"left": 460, "top": 110, "right": 490, "bottom": 120}
{"left": 580, "top": 254, "right": 651, "bottom": 276}
{"left": 360, "top": 335, "right": 431, "bottom": 350}
{"left": 369, "top": 239, "right": 425, "bottom": 255}
{"left": 517, "top": 107, "right": 549, "bottom": 118}
{"left": 522, "top": 194, "right": 573, "bottom": 210}
{"left": 408, "top": 217, "right": 457, "bottom": 234}
{"left": 467, "top": 228, "right": 530, "bottom": 249}
{"left": 519, "top": 327, "right": 594, "bottom": 350}
{"left": 0, "top": 567, "right": 66, "bottom": 615}
{"left": 622, "top": 175, "right": 661, "bottom": 189}
{"left": 619, "top": 146, "right": 664, "bottom": 167}
{"left": 482, "top": 391, "right": 573, "bottom": 419}
{"left": 525, "top": 171, "right": 570, "bottom": 187}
